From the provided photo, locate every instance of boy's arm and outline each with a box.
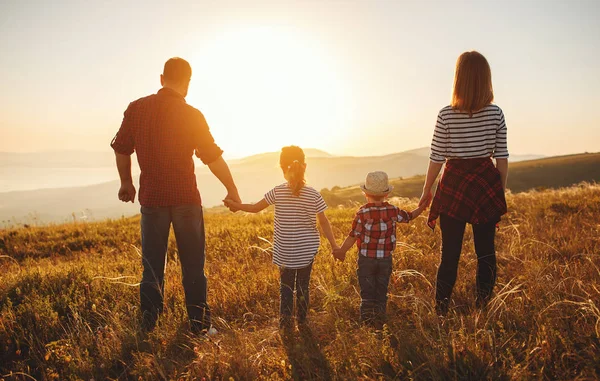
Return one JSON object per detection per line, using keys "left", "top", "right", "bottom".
{"left": 338, "top": 235, "right": 357, "bottom": 253}
{"left": 317, "top": 212, "right": 339, "bottom": 250}
{"left": 224, "top": 198, "right": 269, "bottom": 213}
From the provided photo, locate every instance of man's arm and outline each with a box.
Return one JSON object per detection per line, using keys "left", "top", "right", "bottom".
{"left": 115, "top": 152, "right": 136, "bottom": 203}
{"left": 207, "top": 156, "right": 241, "bottom": 203}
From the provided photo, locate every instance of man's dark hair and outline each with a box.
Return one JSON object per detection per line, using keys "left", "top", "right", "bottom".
{"left": 163, "top": 57, "right": 192, "bottom": 82}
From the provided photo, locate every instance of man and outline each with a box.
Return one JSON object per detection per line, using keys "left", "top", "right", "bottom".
{"left": 111, "top": 57, "right": 241, "bottom": 334}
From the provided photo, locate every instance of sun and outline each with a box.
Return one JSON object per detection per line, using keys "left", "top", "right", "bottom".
{"left": 186, "top": 26, "right": 354, "bottom": 158}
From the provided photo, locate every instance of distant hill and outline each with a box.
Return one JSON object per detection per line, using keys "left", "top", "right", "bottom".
{"left": 320, "top": 152, "right": 600, "bottom": 207}
{"left": 0, "top": 148, "right": 562, "bottom": 224}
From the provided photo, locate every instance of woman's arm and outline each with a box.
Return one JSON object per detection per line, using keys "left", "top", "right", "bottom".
{"left": 419, "top": 161, "right": 444, "bottom": 207}
{"left": 317, "top": 212, "right": 339, "bottom": 249}
{"left": 224, "top": 198, "right": 269, "bottom": 213}
{"left": 496, "top": 158, "right": 508, "bottom": 191}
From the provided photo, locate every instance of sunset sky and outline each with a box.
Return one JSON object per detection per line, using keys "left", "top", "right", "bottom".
{"left": 1, "top": 0, "right": 599, "bottom": 159}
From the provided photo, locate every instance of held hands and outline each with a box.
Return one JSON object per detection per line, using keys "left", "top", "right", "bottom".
{"left": 223, "top": 189, "right": 242, "bottom": 212}
{"left": 332, "top": 247, "right": 346, "bottom": 262}
{"left": 411, "top": 203, "right": 427, "bottom": 219}
{"left": 418, "top": 188, "right": 433, "bottom": 209}
{"left": 223, "top": 198, "right": 241, "bottom": 212}
{"left": 118, "top": 181, "right": 136, "bottom": 203}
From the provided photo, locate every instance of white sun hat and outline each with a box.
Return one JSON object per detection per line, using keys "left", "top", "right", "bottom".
{"left": 360, "top": 171, "right": 394, "bottom": 196}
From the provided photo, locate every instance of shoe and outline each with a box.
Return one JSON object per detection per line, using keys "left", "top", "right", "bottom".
{"left": 207, "top": 327, "right": 218, "bottom": 336}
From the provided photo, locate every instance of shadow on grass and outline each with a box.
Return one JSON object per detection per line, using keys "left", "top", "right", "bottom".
{"left": 281, "top": 324, "right": 333, "bottom": 381}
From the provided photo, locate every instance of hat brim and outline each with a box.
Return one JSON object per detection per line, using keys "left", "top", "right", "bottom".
{"left": 360, "top": 184, "right": 393, "bottom": 196}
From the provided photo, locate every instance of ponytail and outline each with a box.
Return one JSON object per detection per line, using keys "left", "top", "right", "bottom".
{"left": 280, "top": 146, "right": 306, "bottom": 197}
{"left": 287, "top": 160, "right": 306, "bottom": 196}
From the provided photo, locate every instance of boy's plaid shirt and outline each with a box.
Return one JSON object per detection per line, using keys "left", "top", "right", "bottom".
{"left": 350, "top": 202, "right": 412, "bottom": 258}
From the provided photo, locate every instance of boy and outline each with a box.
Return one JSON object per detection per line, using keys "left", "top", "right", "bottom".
{"left": 334, "top": 171, "right": 425, "bottom": 325}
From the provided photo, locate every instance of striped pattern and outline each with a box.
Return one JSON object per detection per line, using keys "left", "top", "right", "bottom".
{"left": 265, "top": 183, "right": 328, "bottom": 269}
{"left": 430, "top": 104, "right": 508, "bottom": 163}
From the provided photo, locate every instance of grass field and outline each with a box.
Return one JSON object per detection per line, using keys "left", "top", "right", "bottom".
{"left": 1, "top": 183, "right": 600, "bottom": 380}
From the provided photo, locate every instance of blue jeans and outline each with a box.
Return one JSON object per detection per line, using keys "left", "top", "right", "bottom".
{"left": 140, "top": 204, "right": 210, "bottom": 332}
{"left": 357, "top": 255, "right": 393, "bottom": 324}
{"left": 279, "top": 263, "right": 313, "bottom": 327}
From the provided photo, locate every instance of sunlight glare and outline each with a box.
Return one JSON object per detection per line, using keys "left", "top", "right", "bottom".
{"left": 188, "top": 27, "right": 354, "bottom": 157}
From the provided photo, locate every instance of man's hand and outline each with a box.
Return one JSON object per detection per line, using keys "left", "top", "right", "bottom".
{"left": 226, "top": 189, "right": 241, "bottom": 204}
{"left": 118, "top": 181, "right": 136, "bottom": 203}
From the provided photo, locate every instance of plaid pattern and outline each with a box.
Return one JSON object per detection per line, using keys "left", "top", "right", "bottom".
{"left": 350, "top": 203, "right": 412, "bottom": 258}
{"left": 111, "top": 88, "right": 223, "bottom": 207}
{"left": 427, "top": 158, "right": 507, "bottom": 229}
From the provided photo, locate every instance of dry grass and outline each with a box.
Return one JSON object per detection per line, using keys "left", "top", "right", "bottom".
{"left": 1, "top": 183, "right": 599, "bottom": 380}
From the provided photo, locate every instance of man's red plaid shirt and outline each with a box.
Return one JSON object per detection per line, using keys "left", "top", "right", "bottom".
{"left": 350, "top": 202, "right": 413, "bottom": 258}
{"left": 111, "top": 88, "right": 223, "bottom": 207}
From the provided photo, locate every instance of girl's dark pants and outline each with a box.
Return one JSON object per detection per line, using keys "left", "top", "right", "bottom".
{"left": 279, "top": 262, "right": 313, "bottom": 326}
{"left": 436, "top": 213, "right": 497, "bottom": 314}
{"left": 357, "top": 255, "right": 393, "bottom": 324}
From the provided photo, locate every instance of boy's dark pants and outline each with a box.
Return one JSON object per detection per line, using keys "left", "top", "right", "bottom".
{"left": 140, "top": 204, "right": 210, "bottom": 333}
{"left": 279, "top": 263, "right": 313, "bottom": 326}
{"left": 435, "top": 213, "right": 497, "bottom": 314}
{"left": 357, "top": 255, "right": 393, "bottom": 323}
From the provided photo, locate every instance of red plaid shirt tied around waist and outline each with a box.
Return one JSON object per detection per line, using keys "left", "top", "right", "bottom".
{"left": 427, "top": 158, "right": 507, "bottom": 229}
{"left": 350, "top": 202, "right": 412, "bottom": 258}
{"left": 111, "top": 88, "right": 223, "bottom": 207}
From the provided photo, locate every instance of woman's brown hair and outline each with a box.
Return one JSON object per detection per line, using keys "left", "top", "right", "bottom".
{"left": 451, "top": 51, "right": 494, "bottom": 116}
{"left": 280, "top": 146, "right": 306, "bottom": 196}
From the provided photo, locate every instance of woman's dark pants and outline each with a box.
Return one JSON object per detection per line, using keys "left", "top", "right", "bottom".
{"left": 436, "top": 214, "right": 497, "bottom": 314}
{"left": 279, "top": 263, "right": 313, "bottom": 327}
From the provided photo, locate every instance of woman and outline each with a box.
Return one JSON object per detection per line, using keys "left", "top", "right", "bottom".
{"left": 419, "top": 51, "right": 509, "bottom": 315}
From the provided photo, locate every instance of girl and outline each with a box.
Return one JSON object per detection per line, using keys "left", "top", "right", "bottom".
{"left": 224, "top": 146, "right": 339, "bottom": 328}
{"left": 419, "top": 51, "right": 509, "bottom": 315}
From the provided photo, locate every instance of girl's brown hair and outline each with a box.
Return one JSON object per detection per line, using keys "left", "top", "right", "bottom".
{"left": 280, "top": 146, "right": 306, "bottom": 196}
{"left": 451, "top": 51, "right": 494, "bottom": 116}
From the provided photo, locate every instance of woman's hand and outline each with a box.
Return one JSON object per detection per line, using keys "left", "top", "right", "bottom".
{"left": 418, "top": 188, "right": 433, "bottom": 208}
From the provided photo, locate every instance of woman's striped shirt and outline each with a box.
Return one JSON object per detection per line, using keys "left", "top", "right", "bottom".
{"left": 429, "top": 104, "right": 509, "bottom": 163}
{"left": 264, "top": 183, "right": 328, "bottom": 269}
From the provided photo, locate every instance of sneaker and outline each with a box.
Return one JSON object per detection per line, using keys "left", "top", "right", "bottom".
{"left": 207, "top": 327, "right": 218, "bottom": 336}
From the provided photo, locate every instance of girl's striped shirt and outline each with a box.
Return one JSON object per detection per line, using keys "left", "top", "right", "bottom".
{"left": 430, "top": 104, "right": 509, "bottom": 163}
{"left": 265, "top": 183, "right": 328, "bottom": 269}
